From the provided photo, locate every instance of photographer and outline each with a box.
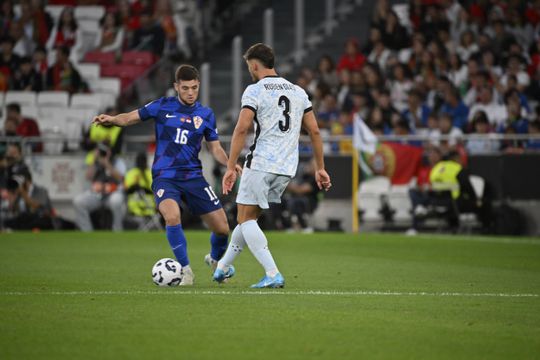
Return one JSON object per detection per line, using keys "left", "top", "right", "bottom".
{"left": 4, "top": 170, "right": 54, "bottom": 230}
{"left": 73, "top": 142, "right": 126, "bottom": 231}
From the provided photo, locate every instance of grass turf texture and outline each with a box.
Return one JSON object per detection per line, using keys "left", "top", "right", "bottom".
{"left": 1, "top": 231, "right": 539, "bottom": 359}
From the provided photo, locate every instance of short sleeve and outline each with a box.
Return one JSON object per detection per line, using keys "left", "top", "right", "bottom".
{"left": 138, "top": 97, "right": 163, "bottom": 121}
{"left": 241, "top": 85, "right": 258, "bottom": 113}
{"left": 204, "top": 111, "right": 219, "bottom": 142}
{"left": 302, "top": 89, "right": 313, "bottom": 113}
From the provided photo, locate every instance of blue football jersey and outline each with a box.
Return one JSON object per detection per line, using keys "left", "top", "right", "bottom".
{"left": 138, "top": 97, "right": 219, "bottom": 180}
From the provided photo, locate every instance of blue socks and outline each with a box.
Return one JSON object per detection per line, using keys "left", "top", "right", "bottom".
{"left": 166, "top": 224, "right": 189, "bottom": 266}
{"left": 210, "top": 232, "right": 228, "bottom": 261}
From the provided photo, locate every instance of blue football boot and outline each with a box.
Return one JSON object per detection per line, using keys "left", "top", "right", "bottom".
{"left": 213, "top": 265, "right": 236, "bottom": 283}
{"left": 250, "top": 273, "right": 285, "bottom": 288}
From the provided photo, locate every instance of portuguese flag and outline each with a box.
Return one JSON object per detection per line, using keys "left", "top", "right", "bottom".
{"left": 353, "top": 115, "right": 423, "bottom": 185}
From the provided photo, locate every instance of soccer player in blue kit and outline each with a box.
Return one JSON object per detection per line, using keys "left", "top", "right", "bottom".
{"left": 92, "top": 65, "right": 240, "bottom": 285}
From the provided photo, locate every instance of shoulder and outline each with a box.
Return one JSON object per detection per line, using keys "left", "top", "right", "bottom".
{"left": 243, "top": 83, "right": 260, "bottom": 96}
{"left": 294, "top": 84, "right": 309, "bottom": 97}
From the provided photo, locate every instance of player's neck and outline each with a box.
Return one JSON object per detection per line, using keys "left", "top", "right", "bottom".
{"left": 257, "top": 69, "right": 278, "bottom": 80}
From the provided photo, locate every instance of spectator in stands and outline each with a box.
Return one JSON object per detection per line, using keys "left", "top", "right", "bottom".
{"left": 0, "top": 1, "right": 15, "bottom": 38}
{"left": 379, "top": 10, "right": 410, "bottom": 50}
{"left": 468, "top": 85, "right": 507, "bottom": 128}
{"left": 130, "top": 9, "right": 165, "bottom": 55}
{"left": 370, "top": 89, "right": 400, "bottom": 133}
{"left": 4, "top": 169, "right": 54, "bottom": 230}
{"left": 463, "top": 68, "right": 488, "bottom": 107}
{"left": 3, "top": 143, "right": 30, "bottom": 182}
{"left": 401, "top": 88, "right": 431, "bottom": 132}
{"left": 124, "top": 151, "right": 155, "bottom": 218}
{"left": 447, "top": 52, "right": 468, "bottom": 89}
{"left": 6, "top": 103, "right": 41, "bottom": 143}
{"left": 154, "top": 0, "right": 178, "bottom": 54}
{"left": 94, "top": 12, "right": 124, "bottom": 53}
{"left": 438, "top": 113, "right": 463, "bottom": 152}
{"left": 389, "top": 63, "right": 413, "bottom": 112}
{"left": 336, "top": 68, "right": 351, "bottom": 109}
{"left": 499, "top": 90, "right": 529, "bottom": 134}
{"left": 315, "top": 55, "right": 339, "bottom": 89}
{"left": 500, "top": 55, "right": 531, "bottom": 92}
{"left": 406, "top": 146, "right": 443, "bottom": 236}
{"left": 0, "top": 36, "right": 21, "bottom": 76}
{"left": 73, "top": 142, "right": 126, "bottom": 231}
{"left": 12, "top": 56, "right": 42, "bottom": 91}
{"left": 32, "top": 45, "right": 47, "bottom": 87}
{"left": 440, "top": 85, "right": 469, "bottom": 130}
{"left": 46, "top": 6, "right": 78, "bottom": 51}
{"left": 9, "top": 19, "right": 35, "bottom": 58}
{"left": 23, "top": 0, "right": 53, "bottom": 47}
{"left": 481, "top": 50, "right": 503, "bottom": 79}
{"left": 466, "top": 110, "right": 500, "bottom": 155}
{"left": 456, "top": 30, "right": 478, "bottom": 62}
{"left": 277, "top": 159, "right": 321, "bottom": 233}
{"left": 526, "top": 120, "right": 540, "bottom": 150}
{"left": 336, "top": 38, "right": 365, "bottom": 73}
{"left": 46, "top": 45, "right": 82, "bottom": 93}
{"left": 317, "top": 93, "right": 340, "bottom": 130}
{"left": 488, "top": 19, "right": 516, "bottom": 56}
{"left": 367, "top": 38, "right": 391, "bottom": 71}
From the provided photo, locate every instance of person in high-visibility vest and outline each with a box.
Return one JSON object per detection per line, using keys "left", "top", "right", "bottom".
{"left": 428, "top": 151, "right": 492, "bottom": 232}
{"left": 124, "top": 152, "right": 155, "bottom": 217}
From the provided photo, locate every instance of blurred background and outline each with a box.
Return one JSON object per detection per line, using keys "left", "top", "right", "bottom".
{"left": 0, "top": 0, "right": 539, "bottom": 236}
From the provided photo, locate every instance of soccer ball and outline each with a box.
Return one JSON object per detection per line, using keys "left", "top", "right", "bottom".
{"left": 152, "top": 258, "right": 182, "bottom": 286}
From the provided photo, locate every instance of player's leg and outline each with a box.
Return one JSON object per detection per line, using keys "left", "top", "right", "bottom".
{"left": 213, "top": 222, "right": 244, "bottom": 282}
{"left": 73, "top": 190, "right": 102, "bottom": 231}
{"left": 158, "top": 198, "right": 194, "bottom": 285}
{"left": 200, "top": 208, "right": 229, "bottom": 267}
{"left": 235, "top": 169, "right": 285, "bottom": 288}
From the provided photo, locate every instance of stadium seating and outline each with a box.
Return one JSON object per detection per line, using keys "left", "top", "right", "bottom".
{"left": 71, "top": 94, "right": 103, "bottom": 110}
{"left": 122, "top": 51, "right": 155, "bottom": 66}
{"left": 84, "top": 51, "right": 116, "bottom": 66}
{"left": 74, "top": 6, "right": 105, "bottom": 21}
{"left": 5, "top": 91, "right": 37, "bottom": 107}
{"left": 358, "top": 176, "right": 390, "bottom": 221}
{"left": 37, "top": 91, "right": 70, "bottom": 107}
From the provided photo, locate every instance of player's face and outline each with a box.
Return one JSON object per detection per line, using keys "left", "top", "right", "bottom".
{"left": 175, "top": 80, "right": 200, "bottom": 106}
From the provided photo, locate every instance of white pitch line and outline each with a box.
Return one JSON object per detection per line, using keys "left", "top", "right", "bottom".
{"left": 0, "top": 290, "right": 538, "bottom": 298}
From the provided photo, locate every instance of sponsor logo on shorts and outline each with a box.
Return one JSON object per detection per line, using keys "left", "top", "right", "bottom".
{"left": 157, "top": 189, "right": 165, "bottom": 198}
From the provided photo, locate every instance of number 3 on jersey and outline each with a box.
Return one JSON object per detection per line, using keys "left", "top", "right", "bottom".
{"left": 278, "top": 95, "right": 290, "bottom": 132}
{"left": 175, "top": 128, "right": 189, "bottom": 144}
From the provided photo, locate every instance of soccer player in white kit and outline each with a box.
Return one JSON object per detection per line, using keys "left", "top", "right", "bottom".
{"left": 214, "top": 43, "right": 332, "bottom": 288}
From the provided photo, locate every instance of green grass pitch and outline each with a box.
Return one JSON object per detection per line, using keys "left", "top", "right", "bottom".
{"left": 1, "top": 231, "right": 539, "bottom": 359}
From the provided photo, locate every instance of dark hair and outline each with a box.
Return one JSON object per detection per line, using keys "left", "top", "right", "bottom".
{"left": 6, "top": 103, "right": 21, "bottom": 114}
{"left": 58, "top": 6, "right": 78, "bottom": 32}
{"left": 473, "top": 110, "right": 489, "bottom": 125}
{"left": 243, "top": 43, "right": 275, "bottom": 69}
{"left": 56, "top": 45, "right": 71, "bottom": 58}
{"left": 175, "top": 64, "right": 199, "bottom": 82}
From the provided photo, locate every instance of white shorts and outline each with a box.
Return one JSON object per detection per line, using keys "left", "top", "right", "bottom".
{"left": 236, "top": 167, "right": 291, "bottom": 209}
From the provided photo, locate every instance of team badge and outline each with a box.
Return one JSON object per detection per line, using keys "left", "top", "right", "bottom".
{"left": 194, "top": 116, "right": 203, "bottom": 129}
{"left": 157, "top": 189, "right": 165, "bottom": 198}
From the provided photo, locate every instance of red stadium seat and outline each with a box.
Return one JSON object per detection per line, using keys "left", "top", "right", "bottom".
{"left": 100, "top": 64, "right": 148, "bottom": 90}
{"left": 121, "top": 51, "right": 155, "bottom": 66}
{"left": 83, "top": 51, "right": 116, "bottom": 66}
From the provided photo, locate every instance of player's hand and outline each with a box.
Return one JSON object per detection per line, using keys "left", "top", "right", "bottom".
{"left": 315, "top": 169, "right": 332, "bottom": 191}
{"left": 234, "top": 164, "right": 243, "bottom": 176}
{"left": 92, "top": 114, "right": 115, "bottom": 126}
{"left": 222, "top": 169, "right": 237, "bottom": 195}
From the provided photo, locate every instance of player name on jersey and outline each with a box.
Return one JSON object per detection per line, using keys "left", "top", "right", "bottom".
{"left": 263, "top": 83, "right": 296, "bottom": 91}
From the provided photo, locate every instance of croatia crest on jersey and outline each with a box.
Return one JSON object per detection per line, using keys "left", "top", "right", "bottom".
{"left": 193, "top": 116, "right": 203, "bottom": 129}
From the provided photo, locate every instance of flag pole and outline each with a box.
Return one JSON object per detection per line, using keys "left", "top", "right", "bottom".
{"left": 352, "top": 149, "right": 359, "bottom": 233}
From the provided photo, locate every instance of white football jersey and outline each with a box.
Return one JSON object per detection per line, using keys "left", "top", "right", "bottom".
{"left": 241, "top": 76, "right": 312, "bottom": 176}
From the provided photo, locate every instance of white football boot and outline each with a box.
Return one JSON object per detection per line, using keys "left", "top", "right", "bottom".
{"left": 179, "top": 266, "right": 195, "bottom": 286}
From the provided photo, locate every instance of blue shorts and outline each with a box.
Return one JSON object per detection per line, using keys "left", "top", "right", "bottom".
{"left": 152, "top": 177, "right": 222, "bottom": 216}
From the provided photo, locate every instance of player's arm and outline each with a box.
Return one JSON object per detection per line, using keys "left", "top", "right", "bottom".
{"left": 206, "top": 140, "right": 229, "bottom": 167}
{"left": 222, "top": 108, "right": 254, "bottom": 194}
{"left": 92, "top": 109, "right": 141, "bottom": 127}
{"left": 302, "top": 110, "right": 332, "bottom": 191}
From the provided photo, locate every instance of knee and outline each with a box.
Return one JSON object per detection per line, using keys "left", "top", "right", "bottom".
{"left": 214, "top": 222, "right": 229, "bottom": 237}
{"left": 162, "top": 211, "right": 181, "bottom": 226}
{"left": 108, "top": 193, "right": 125, "bottom": 210}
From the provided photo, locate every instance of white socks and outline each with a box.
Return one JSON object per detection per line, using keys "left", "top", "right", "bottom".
{"left": 217, "top": 225, "right": 245, "bottom": 271}
{"left": 240, "top": 220, "right": 279, "bottom": 277}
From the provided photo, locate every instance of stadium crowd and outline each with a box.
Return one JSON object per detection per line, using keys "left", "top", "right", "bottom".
{"left": 295, "top": 0, "right": 540, "bottom": 155}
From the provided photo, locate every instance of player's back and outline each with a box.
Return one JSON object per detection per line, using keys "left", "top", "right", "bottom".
{"left": 241, "top": 76, "right": 312, "bottom": 177}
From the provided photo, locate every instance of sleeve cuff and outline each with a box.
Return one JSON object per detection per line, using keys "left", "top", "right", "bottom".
{"left": 138, "top": 108, "right": 149, "bottom": 121}
{"left": 242, "top": 105, "right": 256, "bottom": 113}
{"left": 303, "top": 106, "right": 313, "bottom": 114}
